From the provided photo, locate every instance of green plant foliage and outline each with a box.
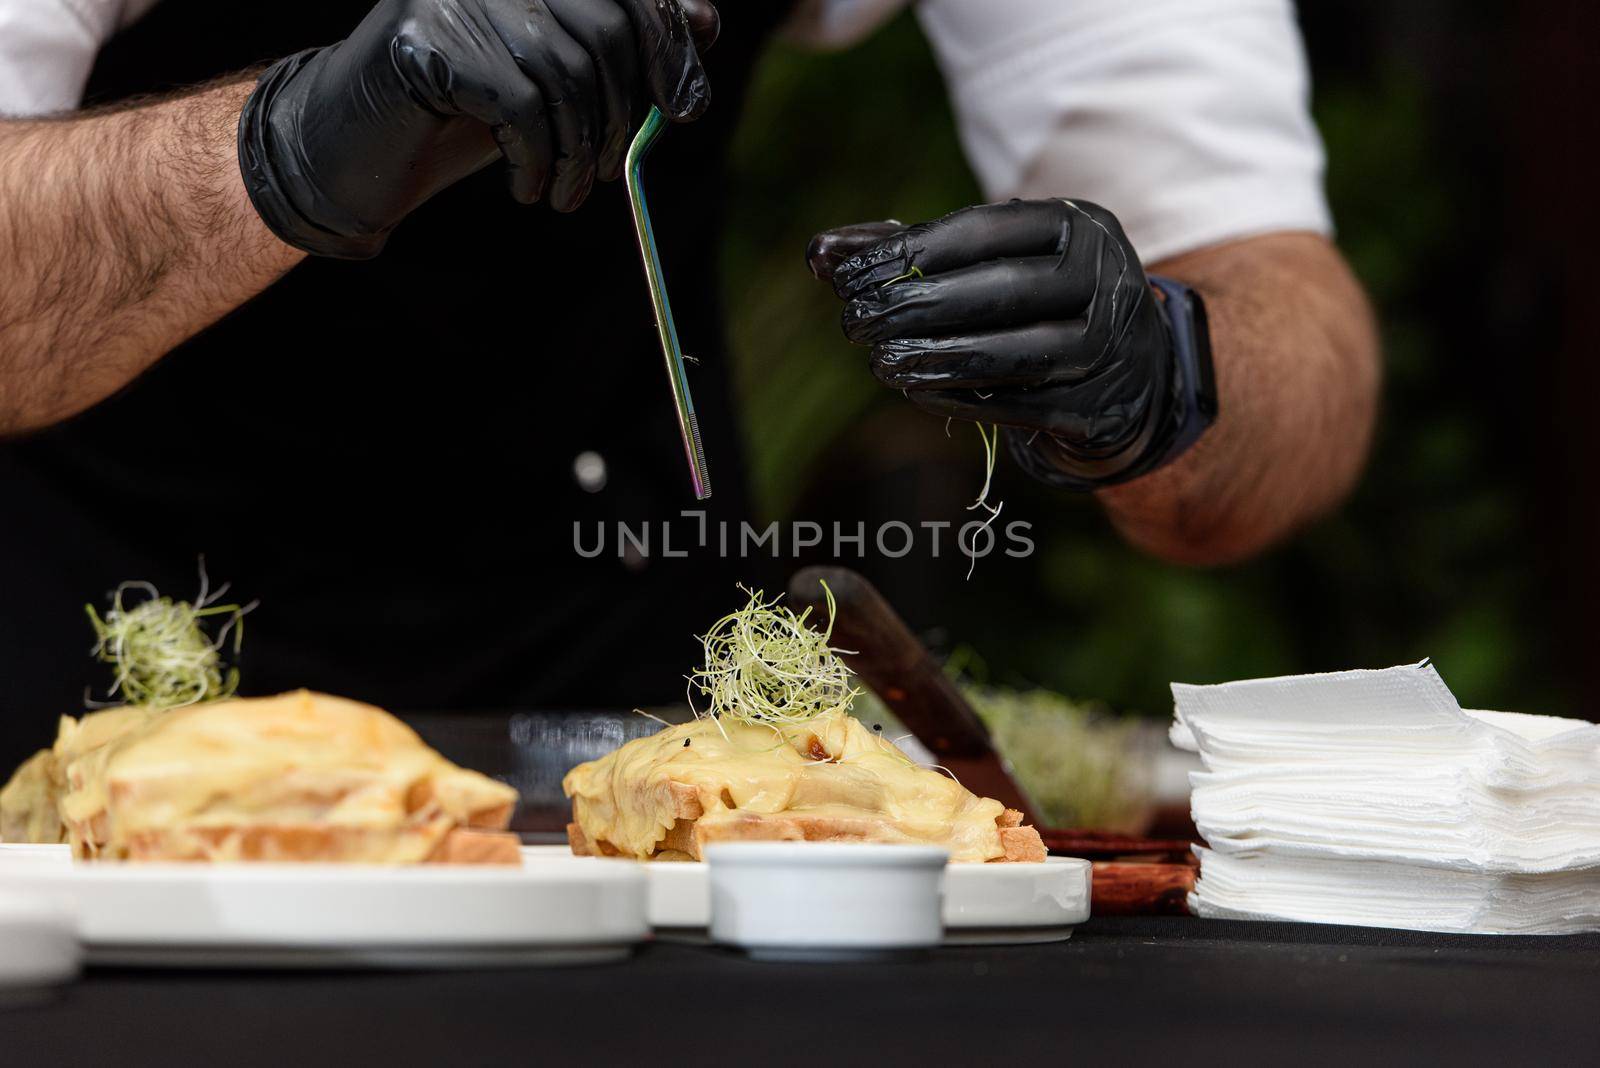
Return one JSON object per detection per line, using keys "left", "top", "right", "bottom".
{"left": 723, "top": 12, "right": 1561, "bottom": 721}
{"left": 722, "top": 15, "right": 980, "bottom": 520}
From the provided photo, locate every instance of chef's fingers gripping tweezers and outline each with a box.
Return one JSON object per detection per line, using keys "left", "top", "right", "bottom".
{"left": 625, "top": 105, "right": 712, "bottom": 501}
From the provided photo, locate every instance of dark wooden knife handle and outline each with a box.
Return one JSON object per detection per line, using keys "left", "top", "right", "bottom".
{"left": 788, "top": 566, "right": 994, "bottom": 759}
{"left": 787, "top": 566, "right": 1037, "bottom": 823}
{"left": 1040, "top": 829, "right": 1196, "bottom": 862}
{"left": 1091, "top": 862, "right": 1196, "bottom": 916}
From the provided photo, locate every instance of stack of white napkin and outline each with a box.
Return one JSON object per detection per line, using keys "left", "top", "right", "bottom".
{"left": 1171, "top": 662, "right": 1600, "bottom": 934}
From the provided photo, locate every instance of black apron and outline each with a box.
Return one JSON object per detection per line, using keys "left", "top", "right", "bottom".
{"left": 0, "top": 2, "right": 794, "bottom": 770}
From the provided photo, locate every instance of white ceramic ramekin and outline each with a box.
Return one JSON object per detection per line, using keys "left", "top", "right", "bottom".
{"left": 0, "top": 891, "right": 80, "bottom": 989}
{"left": 705, "top": 842, "right": 949, "bottom": 960}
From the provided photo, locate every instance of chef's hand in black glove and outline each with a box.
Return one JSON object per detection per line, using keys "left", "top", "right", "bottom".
{"left": 807, "top": 200, "right": 1215, "bottom": 490}
{"left": 239, "top": 0, "right": 720, "bottom": 258}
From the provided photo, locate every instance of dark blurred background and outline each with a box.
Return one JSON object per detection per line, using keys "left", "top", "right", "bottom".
{"left": 718, "top": 1, "right": 1596, "bottom": 723}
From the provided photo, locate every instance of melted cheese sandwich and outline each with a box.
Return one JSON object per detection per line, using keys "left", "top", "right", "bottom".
{"left": 564, "top": 709, "right": 1045, "bottom": 863}
{"left": 4, "top": 691, "right": 519, "bottom": 865}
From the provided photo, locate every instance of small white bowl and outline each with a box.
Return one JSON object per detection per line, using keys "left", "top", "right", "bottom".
{"left": 705, "top": 842, "right": 949, "bottom": 961}
{"left": 0, "top": 891, "right": 80, "bottom": 991}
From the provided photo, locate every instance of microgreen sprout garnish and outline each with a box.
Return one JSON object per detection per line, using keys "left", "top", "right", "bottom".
{"left": 688, "top": 583, "right": 861, "bottom": 731}
{"left": 84, "top": 563, "right": 253, "bottom": 710}
{"left": 885, "top": 275, "right": 1004, "bottom": 580}
{"left": 962, "top": 423, "right": 1005, "bottom": 580}
{"left": 883, "top": 265, "right": 924, "bottom": 287}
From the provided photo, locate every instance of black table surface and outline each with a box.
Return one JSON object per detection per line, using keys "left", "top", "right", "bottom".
{"left": 4, "top": 917, "right": 1598, "bottom": 1066}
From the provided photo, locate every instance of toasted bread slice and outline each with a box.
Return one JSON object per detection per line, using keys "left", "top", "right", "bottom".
{"left": 425, "top": 828, "right": 522, "bottom": 866}
{"left": 567, "top": 809, "right": 1046, "bottom": 863}
{"left": 998, "top": 823, "right": 1049, "bottom": 863}
{"left": 122, "top": 824, "right": 444, "bottom": 863}
{"left": 114, "top": 825, "right": 520, "bottom": 865}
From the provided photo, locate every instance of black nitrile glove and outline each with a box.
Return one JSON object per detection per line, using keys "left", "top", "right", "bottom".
{"left": 239, "top": 0, "right": 720, "bottom": 258}
{"left": 808, "top": 200, "right": 1216, "bottom": 490}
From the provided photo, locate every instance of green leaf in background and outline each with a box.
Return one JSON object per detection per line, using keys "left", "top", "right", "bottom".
{"left": 722, "top": 11, "right": 1567, "bottom": 722}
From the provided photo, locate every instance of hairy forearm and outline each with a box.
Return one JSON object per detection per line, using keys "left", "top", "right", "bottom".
{"left": 1097, "top": 233, "right": 1381, "bottom": 565}
{"left": 0, "top": 78, "right": 304, "bottom": 436}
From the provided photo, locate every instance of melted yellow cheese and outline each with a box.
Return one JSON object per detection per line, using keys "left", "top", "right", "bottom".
{"left": 55, "top": 705, "right": 163, "bottom": 833}
{"left": 59, "top": 691, "right": 517, "bottom": 862}
{"left": 562, "top": 710, "right": 1010, "bottom": 862}
{"left": 0, "top": 749, "right": 62, "bottom": 843}
{"left": 0, "top": 705, "right": 161, "bottom": 844}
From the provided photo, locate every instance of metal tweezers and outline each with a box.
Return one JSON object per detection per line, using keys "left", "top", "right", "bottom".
{"left": 625, "top": 106, "right": 712, "bottom": 501}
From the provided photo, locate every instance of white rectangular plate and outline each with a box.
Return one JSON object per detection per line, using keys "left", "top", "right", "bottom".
{"left": 0, "top": 844, "right": 648, "bottom": 969}
{"left": 521, "top": 846, "right": 1092, "bottom": 945}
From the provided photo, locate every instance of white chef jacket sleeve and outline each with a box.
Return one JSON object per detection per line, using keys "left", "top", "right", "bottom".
{"left": 790, "top": 0, "right": 1333, "bottom": 264}
{"left": 0, "top": 0, "right": 160, "bottom": 117}
{"left": 785, "top": 0, "right": 908, "bottom": 49}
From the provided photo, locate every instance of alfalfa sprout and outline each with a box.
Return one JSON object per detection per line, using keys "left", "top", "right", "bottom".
{"left": 688, "top": 583, "right": 860, "bottom": 730}
{"left": 84, "top": 563, "right": 253, "bottom": 710}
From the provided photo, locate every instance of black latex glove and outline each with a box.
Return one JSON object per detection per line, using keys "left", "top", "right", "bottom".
{"left": 808, "top": 199, "right": 1214, "bottom": 490}
{"left": 239, "top": 0, "right": 720, "bottom": 258}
